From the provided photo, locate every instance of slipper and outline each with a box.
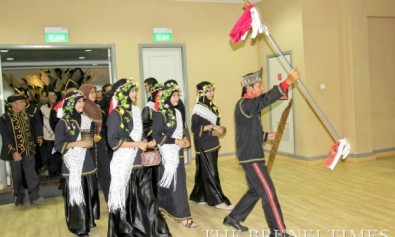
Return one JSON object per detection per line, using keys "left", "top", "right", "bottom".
{"left": 178, "top": 219, "right": 198, "bottom": 228}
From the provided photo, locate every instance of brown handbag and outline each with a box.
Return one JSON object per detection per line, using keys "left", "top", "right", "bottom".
{"left": 141, "top": 150, "right": 161, "bottom": 166}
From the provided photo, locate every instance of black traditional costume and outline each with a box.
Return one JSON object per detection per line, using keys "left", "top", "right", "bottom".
{"left": 54, "top": 91, "right": 100, "bottom": 236}
{"left": 106, "top": 79, "right": 170, "bottom": 237}
{"left": 80, "top": 84, "right": 111, "bottom": 202}
{"left": 152, "top": 84, "right": 196, "bottom": 227}
{"left": 189, "top": 81, "right": 231, "bottom": 207}
{"left": 0, "top": 94, "right": 43, "bottom": 205}
{"left": 224, "top": 68, "right": 291, "bottom": 236}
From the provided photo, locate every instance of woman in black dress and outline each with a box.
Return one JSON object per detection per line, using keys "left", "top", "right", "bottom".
{"left": 106, "top": 79, "right": 171, "bottom": 237}
{"left": 80, "top": 84, "right": 111, "bottom": 202}
{"left": 189, "top": 81, "right": 233, "bottom": 210}
{"left": 54, "top": 90, "right": 100, "bottom": 237}
{"left": 152, "top": 83, "right": 198, "bottom": 228}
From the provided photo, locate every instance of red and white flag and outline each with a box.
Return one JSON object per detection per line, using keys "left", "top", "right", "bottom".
{"left": 229, "top": 3, "right": 265, "bottom": 43}
{"left": 323, "top": 138, "right": 350, "bottom": 170}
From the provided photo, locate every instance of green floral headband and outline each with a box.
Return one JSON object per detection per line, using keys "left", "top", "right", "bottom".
{"left": 114, "top": 79, "right": 137, "bottom": 132}
{"left": 156, "top": 84, "right": 180, "bottom": 127}
{"left": 149, "top": 83, "right": 163, "bottom": 93}
{"left": 63, "top": 90, "right": 85, "bottom": 136}
{"left": 196, "top": 83, "right": 215, "bottom": 98}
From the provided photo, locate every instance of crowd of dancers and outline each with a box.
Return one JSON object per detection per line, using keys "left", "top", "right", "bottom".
{"left": 1, "top": 67, "right": 300, "bottom": 237}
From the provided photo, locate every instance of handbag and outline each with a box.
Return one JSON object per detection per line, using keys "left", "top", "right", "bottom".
{"left": 141, "top": 150, "right": 161, "bottom": 166}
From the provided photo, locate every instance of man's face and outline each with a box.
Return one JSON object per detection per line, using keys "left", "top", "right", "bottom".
{"left": 144, "top": 83, "right": 150, "bottom": 94}
{"left": 48, "top": 92, "right": 57, "bottom": 104}
{"left": 40, "top": 92, "right": 49, "bottom": 104}
{"left": 249, "top": 82, "right": 264, "bottom": 98}
{"left": 104, "top": 86, "right": 112, "bottom": 94}
{"left": 11, "top": 100, "right": 27, "bottom": 112}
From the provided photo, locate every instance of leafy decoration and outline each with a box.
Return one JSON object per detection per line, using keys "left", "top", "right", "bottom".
{"left": 157, "top": 83, "right": 180, "bottom": 127}
{"left": 63, "top": 90, "right": 85, "bottom": 136}
{"left": 196, "top": 82, "right": 215, "bottom": 98}
{"left": 114, "top": 79, "right": 137, "bottom": 134}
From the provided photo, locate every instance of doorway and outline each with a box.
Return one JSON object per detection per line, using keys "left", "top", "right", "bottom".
{"left": 0, "top": 44, "right": 117, "bottom": 189}
{"left": 138, "top": 44, "right": 192, "bottom": 163}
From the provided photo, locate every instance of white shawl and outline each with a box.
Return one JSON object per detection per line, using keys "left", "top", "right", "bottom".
{"left": 108, "top": 105, "right": 143, "bottom": 214}
{"left": 192, "top": 103, "right": 217, "bottom": 125}
{"left": 63, "top": 114, "right": 91, "bottom": 206}
{"left": 158, "top": 108, "right": 183, "bottom": 190}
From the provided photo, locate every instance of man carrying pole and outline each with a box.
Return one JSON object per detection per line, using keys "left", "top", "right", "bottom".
{"left": 223, "top": 68, "right": 299, "bottom": 237}
{"left": 229, "top": 1, "right": 350, "bottom": 170}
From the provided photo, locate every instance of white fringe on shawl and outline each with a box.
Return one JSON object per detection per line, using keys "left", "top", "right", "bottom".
{"left": 63, "top": 114, "right": 92, "bottom": 207}
{"left": 108, "top": 105, "right": 142, "bottom": 214}
{"left": 158, "top": 109, "right": 183, "bottom": 190}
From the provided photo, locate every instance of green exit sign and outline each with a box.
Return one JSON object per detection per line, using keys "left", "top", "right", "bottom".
{"left": 44, "top": 27, "right": 69, "bottom": 43}
{"left": 153, "top": 28, "right": 173, "bottom": 42}
{"left": 45, "top": 33, "right": 68, "bottom": 43}
{"left": 153, "top": 33, "right": 173, "bottom": 42}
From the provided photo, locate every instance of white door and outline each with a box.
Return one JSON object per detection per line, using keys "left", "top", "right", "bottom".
{"left": 139, "top": 45, "right": 192, "bottom": 163}
{"left": 267, "top": 53, "right": 295, "bottom": 155}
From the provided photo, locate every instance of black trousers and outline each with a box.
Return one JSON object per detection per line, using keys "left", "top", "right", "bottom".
{"left": 228, "top": 161, "right": 286, "bottom": 233}
{"left": 10, "top": 155, "right": 40, "bottom": 201}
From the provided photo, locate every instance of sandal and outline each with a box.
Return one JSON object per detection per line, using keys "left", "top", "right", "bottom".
{"left": 178, "top": 218, "right": 198, "bottom": 228}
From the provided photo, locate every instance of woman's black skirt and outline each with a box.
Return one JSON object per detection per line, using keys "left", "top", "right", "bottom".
{"left": 189, "top": 150, "right": 231, "bottom": 206}
{"left": 108, "top": 167, "right": 171, "bottom": 237}
{"left": 157, "top": 158, "right": 192, "bottom": 220}
{"left": 64, "top": 173, "right": 100, "bottom": 236}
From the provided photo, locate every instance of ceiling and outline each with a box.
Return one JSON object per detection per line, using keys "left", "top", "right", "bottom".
{"left": 0, "top": 46, "right": 110, "bottom": 69}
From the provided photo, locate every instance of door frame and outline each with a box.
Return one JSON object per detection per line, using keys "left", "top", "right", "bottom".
{"left": 138, "top": 44, "right": 192, "bottom": 163}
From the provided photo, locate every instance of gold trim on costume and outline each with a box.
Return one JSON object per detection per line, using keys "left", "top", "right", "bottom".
{"left": 112, "top": 139, "right": 125, "bottom": 151}
{"left": 62, "top": 168, "right": 97, "bottom": 176}
{"left": 238, "top": 99, "right": 253, "bottom": 119}
{"left": 199, "top": 125, "right": 204, "bottom": 137}
{"left": 158, "top": 207, "right": 192, "bottom": 221}
{"left": 195, "top": 145, "right": 221, "bottom": 154}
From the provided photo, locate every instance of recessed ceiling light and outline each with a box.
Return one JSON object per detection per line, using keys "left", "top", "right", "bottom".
{"left": 85, "top": 49, "right": 92, "bottom": 52}
{"left": 79, "top": 56, "right": 86, "bottom": 59}
{"left": 0, "top": 49, "right": 9, "bottom": 53}
{"left": 6, "top": 57, "right": 14, "bottom": 61}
